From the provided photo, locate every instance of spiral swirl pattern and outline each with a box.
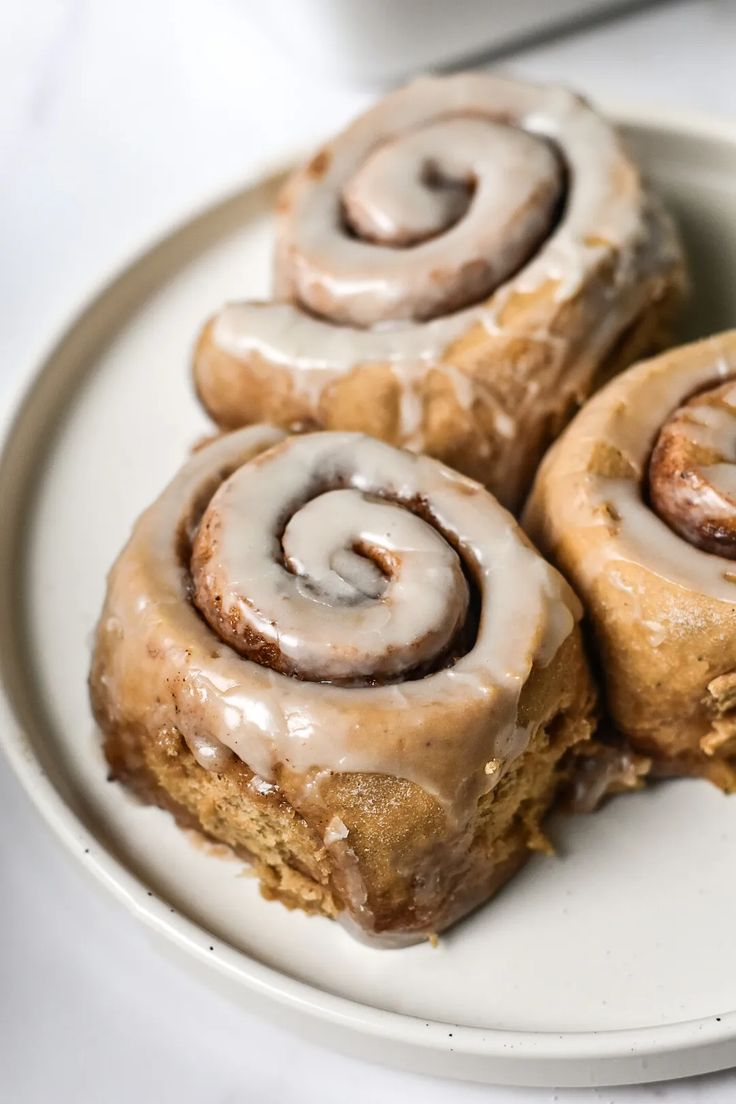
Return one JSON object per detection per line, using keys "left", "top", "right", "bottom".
{"left": 94, "top": 426, "right": 579, "bottom": 816}
{"left": 276, "top": 116, "right": 563, "bottom": 326}
{"left": 191, "top": 435, "right": 473, "bottom": 681}
{"left": 194, "top": 73, "right": 685, "bottom": 508}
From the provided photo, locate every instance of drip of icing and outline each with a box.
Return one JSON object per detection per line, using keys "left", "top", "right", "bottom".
{"left": 183, "top": 730, "right": 234, "bottom": 772}
{"left": 390, "top": 362, "right": 427, "bottom": 446}
{"left": 249, "top": 775, "right": 277, "bottom": 795}
{"left": 323, "top": 816, "right": 349, "bottom": 846}
{"left": 213, "top": 300, "right": 472, "bottom": 372}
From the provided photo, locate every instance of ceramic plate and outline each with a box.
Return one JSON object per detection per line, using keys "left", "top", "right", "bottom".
{"left": 3, "top": 108, "right": 736, "bottom": 1088}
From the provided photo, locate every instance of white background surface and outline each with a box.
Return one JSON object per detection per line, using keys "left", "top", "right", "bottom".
{"left": 4, "top": 1, "right": 736, "bottom": 1100}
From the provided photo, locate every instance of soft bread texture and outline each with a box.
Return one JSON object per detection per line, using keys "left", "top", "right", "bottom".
{"left": 193, "top": 73, "right": 686, "bottom": 510}
{"left": 96, "top": 632, "right": 594, "bottom": 938}
{"left": 525, "top": 333, "right": 736, "bottom": 789}
{"left": 90, "top": 426, "right": 596, "bottom": 942}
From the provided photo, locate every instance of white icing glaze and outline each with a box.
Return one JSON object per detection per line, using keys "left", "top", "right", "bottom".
{"left": 183, "top": 730, "right": 234, "bottom": 772}
{"left": 101, "top": 427, "right": 580, "bottom": 822}
{"left": 249, "top": 775, "right": 277, "bottom": 796}
{"left": 323, "top": 815, "right": 349, "bottom": 846}
{"left": 343, "top": 129, "right": 472, "bottom": 246}
{"left": 204, "top": 74, "right": 682, "bottom": 492}
{"left": 272, "top": 73, "right": 633, "bottom": 323}
{"left": 285, "top": 116, "right": 562, "bottom": 326}
{"left": 677, "top": 398, "right": 736, "bottom": 447}
{"left": 213, "top": 299, "right": 471, "bottom": 372}
{"left": 193, "top": 438, "right": 471, "bottom": 682}
{"left": 214, "top": 72, "right": 663, "bottom": 368}
{"left": 673, "top": 394, "right": 736, "bottom": 501}
{"left": 702, "top": 463, "right": 736, "bottom": 499}
{"left": 390, "top": 361, "right": 429, "bottom": 446}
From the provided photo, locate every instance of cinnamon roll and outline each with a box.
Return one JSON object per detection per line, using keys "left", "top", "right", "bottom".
{"left": 525, "top": 332, "right": 736, "bottom": 790}
{"left": 90, "top": 428, "right": 595, "bottom": 942}
{"left": 194, "top": 73, "right": 686, "bottom": 510}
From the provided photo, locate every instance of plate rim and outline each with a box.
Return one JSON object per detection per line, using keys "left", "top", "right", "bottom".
{"left": 3, "top": 103, "right": 736, "bottom": 1086}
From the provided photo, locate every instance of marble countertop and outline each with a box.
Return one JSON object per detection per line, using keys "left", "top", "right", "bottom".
{"left": 3, "top": 1, "right": 736, "bottom": 1100}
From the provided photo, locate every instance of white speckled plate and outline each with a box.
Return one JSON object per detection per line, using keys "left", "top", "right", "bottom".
{"left": 3, "top": 108, "right": 736, "bottom": 1088}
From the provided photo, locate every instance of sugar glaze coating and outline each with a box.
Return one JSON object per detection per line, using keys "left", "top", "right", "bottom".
{"left": 191, "top": 436, "right": 471, "bottom": 682}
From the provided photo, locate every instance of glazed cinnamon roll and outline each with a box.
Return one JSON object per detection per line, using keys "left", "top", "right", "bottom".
{"left": 91, "top": 428, "right": 595, "bottom": 942}
{"left": 194, "top": 73, "right": 686, "bottom": 510}
{"left": 525, "top": 332, "right": 736, "bottom": 790}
